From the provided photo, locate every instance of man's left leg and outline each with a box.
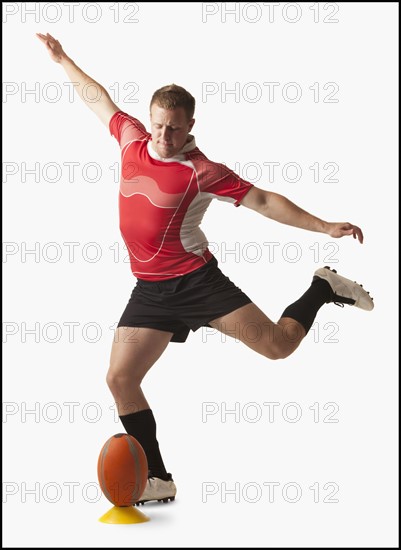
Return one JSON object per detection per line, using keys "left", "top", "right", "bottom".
{"left": 208, "top": 266, "right": 374, "bottom": 359}
{"left": 208, "top": 302, "right": 306, "bottom": 360}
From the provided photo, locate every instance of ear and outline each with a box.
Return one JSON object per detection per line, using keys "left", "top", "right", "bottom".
{"left": 188, "top": 118, "right": 195, "bottom": 132}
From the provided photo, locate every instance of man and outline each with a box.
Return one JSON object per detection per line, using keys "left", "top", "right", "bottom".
{"left": 37, "top": 33, "right": 374, "bottom": 506}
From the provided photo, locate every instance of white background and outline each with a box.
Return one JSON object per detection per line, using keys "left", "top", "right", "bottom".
{"left": 3, "top": 2, "right": 398, "bottom": 547}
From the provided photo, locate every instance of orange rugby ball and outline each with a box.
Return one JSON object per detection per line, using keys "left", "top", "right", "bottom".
{"left": 97, "top": 433, "right": 148, "bottom": 507}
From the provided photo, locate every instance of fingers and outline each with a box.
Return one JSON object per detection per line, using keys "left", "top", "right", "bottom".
{"left": 36, "top": 34, "right": 50, "bottom": 48}
{"left": 36, "top": 32, "right": 58, "bottom": 43}
{"left": 343, "top": 222, "right": 364, "bottom": 244}
{"left": 351, "top": 225, "right": 363, "bottom": 244}
{"left": 36, "top": 33, "right": 51, "bottom": 46}
{"left": 337, "top": 224, "right": 364, "bottom": 244}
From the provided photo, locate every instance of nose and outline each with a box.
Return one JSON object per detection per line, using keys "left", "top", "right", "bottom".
{"left": 160, "top": 128, "right": 172, "bottom": 141}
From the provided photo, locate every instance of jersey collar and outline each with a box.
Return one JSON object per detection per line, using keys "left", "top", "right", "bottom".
{"left": 147, "top": 135, "right": 197, "bottom": 163}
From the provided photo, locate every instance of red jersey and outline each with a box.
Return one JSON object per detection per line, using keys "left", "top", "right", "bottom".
{"left": 109, "top": 111, "right": 253, "bottom": 281}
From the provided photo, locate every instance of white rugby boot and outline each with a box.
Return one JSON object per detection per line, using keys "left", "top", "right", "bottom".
{"left": 135, "top": 473, "right": 177, "bottom": 505}
{"left": 314, "top": 266, "right": 374, "bottom": 311}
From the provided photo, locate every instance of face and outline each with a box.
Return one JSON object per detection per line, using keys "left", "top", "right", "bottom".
{"left": 150, "top": 104, "right": 195, "bottom": 158}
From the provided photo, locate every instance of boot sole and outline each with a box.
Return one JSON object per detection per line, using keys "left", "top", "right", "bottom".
{"left": 135, "top": 496, "right": 176, "bottom": 506}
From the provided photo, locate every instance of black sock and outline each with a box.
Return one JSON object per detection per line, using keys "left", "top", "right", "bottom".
{"left": 119, "top": 409, "right": 169, "bottom": 480}
{"left": 280, "top": 278, "right": 332, "bottom": 334}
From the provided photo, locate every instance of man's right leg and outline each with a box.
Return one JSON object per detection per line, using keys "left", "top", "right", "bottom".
{"left": 106, "top": 327, "right": 175, "bottom": 493}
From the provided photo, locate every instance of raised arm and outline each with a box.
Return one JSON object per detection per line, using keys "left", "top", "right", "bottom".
{"left": 36, "top": 32, "right": 120, "bottom": 127}
{"left": 240, "top": 185, "right": 364, "bottom": 244}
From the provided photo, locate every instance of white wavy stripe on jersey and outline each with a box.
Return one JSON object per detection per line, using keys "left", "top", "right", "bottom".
{"left": 124, "top": 171, "right": 197, "bottom": 263}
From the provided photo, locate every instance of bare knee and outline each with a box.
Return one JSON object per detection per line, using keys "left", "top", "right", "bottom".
{"left": 265, "top": 349, "right": 286, "bottom": 361}
{"left": 263, "top": 343, "right": 292, "bottom": 361}
{"left": 106, "top": 370, "right": 124, "bottom": 394}
{"left": 106, "top": 364, "right": 141, "bottom": 394}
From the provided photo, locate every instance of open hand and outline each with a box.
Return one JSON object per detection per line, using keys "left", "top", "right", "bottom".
{"left": 327, "top": 222, "right": 364, "bottom": 243}
{"left": 36, "top": 32, "right": 66, "bottom": 63}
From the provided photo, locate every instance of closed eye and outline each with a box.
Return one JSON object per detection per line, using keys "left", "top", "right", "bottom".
{"left": 154, "top": 124, "right": 179, "bottom": 130}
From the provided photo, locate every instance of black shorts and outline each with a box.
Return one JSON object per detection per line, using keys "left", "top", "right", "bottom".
{"left": 117, "top": 256, "right": 252, "bottom": 343}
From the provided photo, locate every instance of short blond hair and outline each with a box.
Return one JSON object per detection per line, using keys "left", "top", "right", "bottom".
{"left": 150, "top": 84, "right": 195, "bottom": 120}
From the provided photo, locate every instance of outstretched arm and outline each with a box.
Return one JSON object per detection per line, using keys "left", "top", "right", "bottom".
{"left": 240, "top": 186, "right": 364, "bottom": 244}
{"left": 36, "top": 32, "right": 120, "bottom": 127}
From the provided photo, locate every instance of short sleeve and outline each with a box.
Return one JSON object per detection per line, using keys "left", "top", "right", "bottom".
{"left": 201, "top": 162, "right": 254, "bottom": 207}
{"left": 109, "top": 111, "right": 150, "bottom": 149}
